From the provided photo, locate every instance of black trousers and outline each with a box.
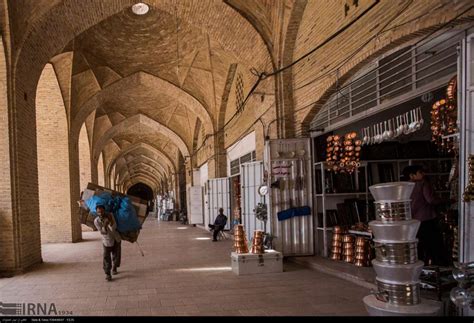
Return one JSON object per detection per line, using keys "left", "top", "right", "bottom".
{"left": 417, "top": 218, "right": 448, "bottom": 266}
{"left": 103, "top": 240, "right": 121, "bottom": 275}
{"left": 208, "top": 224, "right": 224, "bottom": 240}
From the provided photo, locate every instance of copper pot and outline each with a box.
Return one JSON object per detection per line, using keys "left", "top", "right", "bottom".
{"left": 354, "top": 260, "right": 368, "bottom": 267}
{"left": 355, "top": 140, "right": 362, "bottom": 146}
{"left": 333, "top": 226, "right": 343, "bottom": 234}
{"left": 355, "top": 254, "right": 367, "bottom": 260}
{"left": 330, "top": 253, "right": 341, "bottom": 260}
{"left": 332, "top": 234, "right": 342, "bottom": 241}
{"left": 342, "top": 235, "right": 355, "bottom": 243}
{"left": 327, "top": 136, "right": 333, "bottom": 142}
{"left": 343, "top": 249, "right": 355, "bottom": 256}
{"left": 331, "top": 247, "right": 342, "bottom": 254}
{"left": 343, "top": 256, "right": 354, "bottom": 263}
{"left": 355, "top": 247, "right": 367, "bottom": 253}
{"left": 332, "top": 240, "right": 342, "bottom": 248}
{"left": 355, "top": 236, "right": 367, "bottom": 244}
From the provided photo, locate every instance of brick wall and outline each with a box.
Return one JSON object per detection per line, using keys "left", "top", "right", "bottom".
{"left": 287, "top": 0, "right": 474, "bottom": 135}
{"left": 0, "top": 35, "right": 16, "bottom": 273}
{"left": 79, "top": 123, "right": 92, "bottom": 191}
{"left": 36, "top": 64, "right": 74, "bottom": 243}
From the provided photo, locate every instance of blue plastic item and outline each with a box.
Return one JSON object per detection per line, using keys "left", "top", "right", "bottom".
{"left": 114, "top": 196, "right": 142, "bottom": 233}
{"left": 277, "top": 206, "right": 311, "bottom": 221}
{"left": 84, "top": 192, "right": 114, "bottom": 216}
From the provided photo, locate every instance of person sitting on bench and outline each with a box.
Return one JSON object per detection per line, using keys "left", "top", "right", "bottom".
{"left": 208, "top": 208, "right": 227, "bottom": 242}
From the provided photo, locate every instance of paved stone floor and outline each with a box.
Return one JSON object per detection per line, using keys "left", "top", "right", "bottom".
{"left": 0, "top": 219, "right": 370, "bottom": 316}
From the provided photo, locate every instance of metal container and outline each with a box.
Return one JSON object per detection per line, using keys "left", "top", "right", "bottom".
{"left": 356, "top": 246, "right": 367, "bottom": 253}
{"left": 343, "top": 256, "right": 354, "bottom": 263}
{"left": 333, "top": 226, "right": 343, "bottom": 234}
{"left": 330, "top": 253, "right": 341, "bottom": 260}
{"left": 332, "top": 241, "right": 342, "bottom": 247}
{"left": 369, "top": 220, "right": 420, "bottom": 242}
{"left": 332, "top": 234, "right": 343, "bottom": 241}
{"left": 372, "top": 260, "right": 424, "bottom": 283}
{"left": 374, "top": 240, "right": 418, "bottom": 264}
{"left": 356, "top": 240, "right": 369, "bottom": 247}
{"left": 369, "top": 182, "right": 415, "bottom": 201}
{"left": 331, "top": 247, "right": 342, "bottom": 254}
{"left": 342, "top": 235, "right": 355, "bottom": 243}
{"left": 343, "top": 249, "right": 355, "bottom": 256}
{"left": 375, "top": 279, "right": 420, "bottom": 305}
{"left": 354, "top": 260, "right": 370, "bottom": 267}
{"left": 375, "top": 201, "right": 412, "bottom": 222}
{"left": 355, "top": 254, "right": 368, "bottom": 260}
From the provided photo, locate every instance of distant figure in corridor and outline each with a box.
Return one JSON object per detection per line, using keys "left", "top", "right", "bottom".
{"left": 208, "top": 208, "right": 227, "bottom": 242}
{"left": 94, "top": 205, "right": 122, "bottom": 281}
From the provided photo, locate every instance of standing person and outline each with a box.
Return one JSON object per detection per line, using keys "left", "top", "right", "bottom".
{"left": 94, "top": 205, "right": 122, "bottom": 281}
{"left": 208, "top": 207, "right": 227, "bottom": 242}
{"left": 403, "top": 165, "right": 448, "bottom": 266}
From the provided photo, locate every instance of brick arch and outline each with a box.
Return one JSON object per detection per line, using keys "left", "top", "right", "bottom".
{"left": 298, "top": 14, "right": 474, "bottom": 135}
{"left": 92, "top": 114, "right": 190, "bottom": 167}
{"left": 223, "top": 0, "right": 276, "bottom": 69}
{"left": 278, "top": 0, "right": 308, "bottom": 138}
{"left": 118, "top": 168, "right": 163, "bottom": 190}
{"left": 71, "top": 71, "right": 215, "bottom": 140}
{"left": 115, "top": 160, "right": 166, "bottom": 185}
{"left": 106, "top": 142, "right": 176, "bottom": 182}
{"left": 36, "top": 63, "right": 79, "bottom": 243}
{"left": 115, "top": 155, "right": 168, "bottom": 179}
{"left": 118, "top": 171, "right": 161, "bottom": 192}
{"left": 123, "top": 177, "right": 159, "bottom": 196}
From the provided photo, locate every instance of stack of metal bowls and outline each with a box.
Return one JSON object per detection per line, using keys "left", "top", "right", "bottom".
{"left": 330, "top": 226, "right": 343, "bottom": 260}
{"left": 251, "top": 230, "right": 265, "bottom": 254}
{"left": 234, "top": 224, "right": 249, "bottom": 254}
{"left": 368, "top": 182, "right": 422, "bottom": 306}
{"left": 354, "top": 237, "right": 371, "bottom": 267}
{"left": 342, "top": 234, "right": 355, "bottom": 263}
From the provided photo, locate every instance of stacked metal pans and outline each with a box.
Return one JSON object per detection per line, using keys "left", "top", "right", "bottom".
{"left": 330, "top": 226, "right": 343, "bottom": 260}
{"left": 342, "top": 234, "right": 355, "bottom": 263}
{"left": 354, "top": 237, "right": 371, "bottom": 267}
{"left": 234, "top": 224, "right": 249, "bottom": 254}
{"left": 365, "top": 182, "right": 426, "bottom": 311}
{"left": 251, "top": 230, "right": 265, "bottom": 254}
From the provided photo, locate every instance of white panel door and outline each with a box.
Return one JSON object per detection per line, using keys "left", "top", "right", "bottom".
{"left": 241, "top": 161, "right": 266, "bottom": 243}
{"left": 208, "top": 178, "right": 231, "bottom": 230}
{"left": 188, "top": 186, "right": 203, "bottom": 224}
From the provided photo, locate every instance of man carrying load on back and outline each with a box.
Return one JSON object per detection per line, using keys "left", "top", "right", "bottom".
{"left": 94, "top": 204, "right": 122, "bottom": 281}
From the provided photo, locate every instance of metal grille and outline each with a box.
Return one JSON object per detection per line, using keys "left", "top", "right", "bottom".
{"left": 311, "top": 29, "right": 463, "bottom": 132}
{"left": 230, "top": 151, "right": 256, "bottom": 176}
{"left": 236, "top": 73, "right": 245, "bottom": 113}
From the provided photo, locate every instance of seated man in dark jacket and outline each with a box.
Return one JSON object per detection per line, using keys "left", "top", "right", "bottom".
{"left": 208, "top": 208, "right": 227, "bottom": 241}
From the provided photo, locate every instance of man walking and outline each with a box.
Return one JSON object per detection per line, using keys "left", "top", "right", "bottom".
{"left": 94, "top": 205, "right": 122, "bottom": 281}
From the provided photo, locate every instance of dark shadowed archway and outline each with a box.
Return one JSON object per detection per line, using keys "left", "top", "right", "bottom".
{"left": 127, "top": 183, "right": 154, "bottom": 201}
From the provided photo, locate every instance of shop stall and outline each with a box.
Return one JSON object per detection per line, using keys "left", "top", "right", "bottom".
{"left": 310, "top": 27, "right": 469, "bottom": 273}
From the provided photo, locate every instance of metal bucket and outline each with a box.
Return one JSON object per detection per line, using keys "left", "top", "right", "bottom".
{"left": 369, "top": 182, "right": 414, "bottom": 201}
{"left": 374, "top": 240, "right": 418, "bottom": 265}
{"left": 369, "top": 220, "right": 420, "bottom": 242}
{"left": 375, "top": 201, "right": 412, "bottom": 222}
{"left": 372, "top": 260, "right": 424, "bottom": 283}
{"left": 375, "top": 279, "right": 420, "bottom": 305}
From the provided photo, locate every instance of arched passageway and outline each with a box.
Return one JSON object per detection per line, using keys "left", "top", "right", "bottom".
{"left": 127, "top": 182, "right": 154, "bottom": 201}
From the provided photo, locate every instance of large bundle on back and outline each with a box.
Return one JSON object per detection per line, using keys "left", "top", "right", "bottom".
{"left": 78, "top": 183, "right": 149, "bottom": 242}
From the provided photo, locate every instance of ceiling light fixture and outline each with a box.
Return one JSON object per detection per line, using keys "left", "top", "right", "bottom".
{"left": 132, "top": 2, "right": 150, "bottom": 15}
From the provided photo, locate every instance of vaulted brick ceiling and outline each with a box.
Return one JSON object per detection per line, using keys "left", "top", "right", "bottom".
{"left": 10, "top": 0, "right": 275, "bottom": 188}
